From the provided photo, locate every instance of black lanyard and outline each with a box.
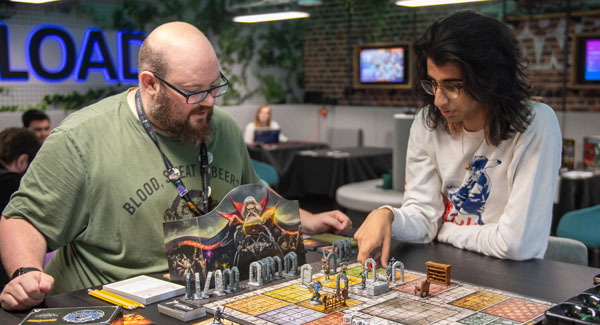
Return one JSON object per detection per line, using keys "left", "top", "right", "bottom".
{"left": 135, "top": 90, "right": 209, "bottom": 215}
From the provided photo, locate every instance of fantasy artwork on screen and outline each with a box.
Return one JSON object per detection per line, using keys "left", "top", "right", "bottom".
{"left": 352, "top": 41, "right": 412, "bottom": 90}
{"left": 162, "top": 184, "right": 305, "bottom": 283}
{"left": 360, "top": 48, "right": 405, "bottom": 83}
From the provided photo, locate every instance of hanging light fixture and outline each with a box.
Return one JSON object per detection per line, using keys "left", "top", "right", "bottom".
{"left": 395, "top": 0, "right": 491, "bottom": 7}
{"left": 10, "top": 0, "right": 60, "bottom": 3}
{"left": 233, "top": 11, "right": 310, "bottom": 23}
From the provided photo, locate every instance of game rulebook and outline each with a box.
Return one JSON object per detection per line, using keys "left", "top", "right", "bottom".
{"left": 102, "top": 275, "right": 185, "bottom": 304}
{"left": 19, "top": 306, "right": 121, "bottom": 324}
{"left": 157, "top": 298, "right": 206, "bottom": 321}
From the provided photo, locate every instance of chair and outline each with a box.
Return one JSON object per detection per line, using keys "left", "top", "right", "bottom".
{"left": 327, "top": 128, "right": 363, "bottom": 149}
{"left": 251, "top": 159, "right": 279, "bottom": 187}
{"left": 544, "top": 236, "right": 588, "bottom": 266}
{"left": 556, "top": 204, "right": 600, "bottom": 267}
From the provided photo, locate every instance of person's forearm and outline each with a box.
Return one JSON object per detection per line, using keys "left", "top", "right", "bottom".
{"left": 0, "top": 216, "right": 47, "bottom": 276}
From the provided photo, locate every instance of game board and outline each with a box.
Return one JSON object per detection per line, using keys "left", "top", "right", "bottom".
{"left": 202, "top": 263, "right": 553, "bottom": 325}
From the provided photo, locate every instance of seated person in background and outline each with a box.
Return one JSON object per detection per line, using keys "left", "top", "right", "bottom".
{"left": 0, "top": 128, "right": 41, "bottom": 209}
{"left": 0, "top": 21, "right": 351, "bottom": 311}
{"left": 354, "top": 10, "right": 561, "bottom": 267}
{"left": 22, "top": 109, "right": 51, "bottom": 144}
{"left": 244, "top": 104, "right": 288, "bottom": 144}
{"left": 0, "top": 127, "right": 41, "bottom": 292}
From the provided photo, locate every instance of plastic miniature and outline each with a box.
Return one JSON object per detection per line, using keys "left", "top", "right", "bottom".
{"left": 309, "top": 280, "right": 323, "bottom": 305}
{"left": 340, "top": 262, "right": 348, "bottom": 275}
{"left": 322, "top": 260, "right": 331, "bottom": 282}
{"left": 212, "top": 306, "right": 225, "bottom": 324}
{"left": 359, "top": 269, "right": 367, "bottom": 290}
{"left": 414, "top": 279, "right": 431, "bottom": 298}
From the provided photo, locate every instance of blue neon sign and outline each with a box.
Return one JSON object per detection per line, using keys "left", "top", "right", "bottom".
{"left": 0, "top": 23, "right": 145, "bottom": 83}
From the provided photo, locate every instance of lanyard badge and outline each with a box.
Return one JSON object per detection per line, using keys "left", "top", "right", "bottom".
{"left": 135, "top": 90, "right": 210, "bottom": 215}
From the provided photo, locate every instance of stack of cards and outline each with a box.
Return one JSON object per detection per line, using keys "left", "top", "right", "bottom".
{"left": 157, "top": 298, "right": 206, "bottom": 322}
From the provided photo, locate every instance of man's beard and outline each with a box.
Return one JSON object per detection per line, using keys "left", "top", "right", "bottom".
{"left": 148, "top": 89, "right": 214, "bottom": 146}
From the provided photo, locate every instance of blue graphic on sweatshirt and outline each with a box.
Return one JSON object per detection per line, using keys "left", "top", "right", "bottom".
{"left": 445, "top": 156, "right": 501, "bottom": 226}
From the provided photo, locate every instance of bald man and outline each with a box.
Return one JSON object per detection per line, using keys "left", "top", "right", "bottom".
{"left": 0, "top": 22, "right": 351, "bottom": 310}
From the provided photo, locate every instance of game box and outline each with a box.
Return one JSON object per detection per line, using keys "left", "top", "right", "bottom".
{"left": 544, "top": 285, "right": 600, "bottom": 324}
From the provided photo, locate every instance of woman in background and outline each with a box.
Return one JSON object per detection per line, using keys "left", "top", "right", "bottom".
{"left": 244, "top": 105, "right": 287, "bottom": 144}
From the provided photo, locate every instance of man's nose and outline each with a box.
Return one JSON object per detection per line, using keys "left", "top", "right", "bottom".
{"left": 202, "top": 93, "right": 217, "bottom": 106}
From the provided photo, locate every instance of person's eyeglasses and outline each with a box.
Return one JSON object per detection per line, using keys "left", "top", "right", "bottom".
{"left": 420, "top": 79, "right": 463, "bottom": 100}
{"left": 150, "top": 72, "right": 229, "bottom": 104}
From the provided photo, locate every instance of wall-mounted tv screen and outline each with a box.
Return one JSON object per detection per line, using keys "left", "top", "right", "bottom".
{"left": 353, "top": 42, "right": 412, "bottom": 89}
{"left": 572, "top": 33, "right": 600, "bottom": 87}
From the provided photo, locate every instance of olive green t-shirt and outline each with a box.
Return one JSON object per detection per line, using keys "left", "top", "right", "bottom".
{"left": 3, "top": 91, "right": 260, "bottom": 293}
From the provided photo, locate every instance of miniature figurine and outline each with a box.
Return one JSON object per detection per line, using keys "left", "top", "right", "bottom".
{"left": 414, "top": 279, "right": 431, "bottom": 298}
{"left": 309, "top": 280, "right": 323, "bottom": 305}
{"left": 385, "top": 257, "right": 396, "bottom": 281}
{"left": 359, "top": 269, "right": 367, "bottom": 290}
{"left": 340, "top": 262, "right": 348, "bottom": 275}
{"left": 212, "top": 306, "right": 225, "bottom": 324}
{"left": 322, "top": 260, "right": 331, "bottom": 282}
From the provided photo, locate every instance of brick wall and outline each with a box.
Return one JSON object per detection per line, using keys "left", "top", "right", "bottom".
{"left": 303, "top": 1, "right": 600, "bottom": 113}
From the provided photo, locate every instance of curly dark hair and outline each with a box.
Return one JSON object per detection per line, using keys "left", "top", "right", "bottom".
{"left": 415, "top": 10, "right": 533, "bottom": 146}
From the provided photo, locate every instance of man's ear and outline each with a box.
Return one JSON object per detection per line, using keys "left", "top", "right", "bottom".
{"left": 15, "top": 154, "right": 30, "bottom": 175}
{"left": 140, "top": 71, "right": 159, "bottom": 97}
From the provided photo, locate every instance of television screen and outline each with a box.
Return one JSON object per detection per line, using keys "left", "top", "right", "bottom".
{"left": 584, "top": 39, "right": 600, "bottom": 81}
{"left": 360, "top": 47, "right": 406, "bottom": 83}
{"left": 353, "top": 42, "right": 412, "bottom": 89}
{"left": 573, "top": 33, "right": 600, "bottom": 86}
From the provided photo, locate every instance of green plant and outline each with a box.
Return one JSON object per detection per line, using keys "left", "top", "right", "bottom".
{"left": 256, "top": 73, "right": 288, "bottom": 104}
{"left": 0, "top": 0, "right": 306, "bottom": 110}
{"left": 42, "top": 86, "right": 126, "bottom": 110}
{"left": 79, "top": 0, "right": 304, "bottom": 104}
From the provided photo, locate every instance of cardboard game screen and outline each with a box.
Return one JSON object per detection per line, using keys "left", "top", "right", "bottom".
{"left": 163, "top": 184, "right": 305, "bottom": 283}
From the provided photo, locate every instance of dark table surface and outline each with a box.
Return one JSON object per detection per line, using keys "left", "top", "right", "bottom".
{"left": 1, "top": 241, "right": 598, "bottom": 323}
{"left": 279, "top": 146, "right": 392, "bottom": 199}
{"left": 247, "top": 141, "right": 330, "bottom": 176}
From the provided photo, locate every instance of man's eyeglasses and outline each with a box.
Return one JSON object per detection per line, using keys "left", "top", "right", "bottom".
{"left": 150, "top": 71, "right": 229, "bottom": 104}
{"left": 419, "top": 80, "right": 463, "bottom": 100}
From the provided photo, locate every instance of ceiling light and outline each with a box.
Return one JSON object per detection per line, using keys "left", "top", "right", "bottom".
{"left": 233, "top": 11, "right": 310, "bottom": 23}
{"left": 10, "top": 0, "right": 60, "bottom": 3}
{"left": 395, "top": 0, "right": 490, "bottom": 7}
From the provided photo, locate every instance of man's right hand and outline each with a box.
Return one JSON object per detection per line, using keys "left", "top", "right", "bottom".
{"left": 0, "top": 271, "right": 54, "bottom": 310}
{"left": 354, "top": 208, "right": 394, "bottom": 268}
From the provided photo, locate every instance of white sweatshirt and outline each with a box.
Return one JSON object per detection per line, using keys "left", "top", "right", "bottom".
{"left": 386, "top": 102, "right": 561, "bottom": 260}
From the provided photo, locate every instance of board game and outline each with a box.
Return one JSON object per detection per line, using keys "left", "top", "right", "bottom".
{"left": 200, "top": 262, "right": 553, "bottom": 325}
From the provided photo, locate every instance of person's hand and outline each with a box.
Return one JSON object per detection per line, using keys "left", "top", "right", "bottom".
{"left": 0, "top": 271, "right": 54, "bottom": 310}
{"left": 300, "top": 210, "right": 352, "bottom": 235}
{"left": 354, "top": 208, "right": 394, "bottom": 268}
